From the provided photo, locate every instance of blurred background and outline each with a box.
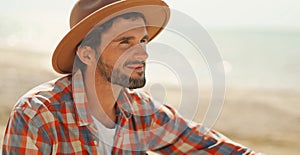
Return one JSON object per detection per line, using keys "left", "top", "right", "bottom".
{"left": 1, "top": 0, "right": 299, "bottom": 154}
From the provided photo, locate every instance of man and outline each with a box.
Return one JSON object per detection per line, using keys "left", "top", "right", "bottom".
{"left": 2, "top": 0, "right": 258, "bottom": 154}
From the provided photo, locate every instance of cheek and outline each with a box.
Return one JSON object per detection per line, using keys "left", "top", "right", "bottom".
{"left": 100, "top": 46, "right": 133, "bottom": 68}
{"left": 99, "top": 55, "right": 124, "bottom": 70}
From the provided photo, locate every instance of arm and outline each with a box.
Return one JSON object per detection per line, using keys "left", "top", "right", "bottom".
{"left": 149, "top": 105, "right": 256, "bottom": 154}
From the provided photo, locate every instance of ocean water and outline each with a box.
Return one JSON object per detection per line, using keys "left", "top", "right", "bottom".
{"left": 146, "top": 30, "right": 300, "bottom": 91}
{"left": 211, "top": 30, "right": 300, "bottom": 90}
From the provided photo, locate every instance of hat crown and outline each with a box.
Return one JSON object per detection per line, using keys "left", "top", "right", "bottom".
{"left": 70, "top": 0, "right": 119, "bottom": 28}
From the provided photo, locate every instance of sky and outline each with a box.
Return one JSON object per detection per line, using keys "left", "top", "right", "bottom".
{"left": 166, "top": 0, "right": 300, "bottom": 30}
{"left": 1, "top": 0, "right": 300, "bottom": 52}
{"left": 2, "top": 0, "right": 300, "bottom": 28}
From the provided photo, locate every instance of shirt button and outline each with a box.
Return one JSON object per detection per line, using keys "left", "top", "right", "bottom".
{"left": 93, "top": 140, "right": 98, "bottom": 145}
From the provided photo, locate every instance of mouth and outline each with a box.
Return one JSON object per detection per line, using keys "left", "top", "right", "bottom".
{"left": 126, "top": 64, "right": 144, "bottom": 71}
{"left": 124, "top": 61, "right": 145, "bottom": 72}
{"left": 126, "top": 65, "right": 144, "bottom": 70}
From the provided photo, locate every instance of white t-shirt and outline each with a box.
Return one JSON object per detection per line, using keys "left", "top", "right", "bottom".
{"left": 91, "top": 116, "right": 116, "bottom": 155}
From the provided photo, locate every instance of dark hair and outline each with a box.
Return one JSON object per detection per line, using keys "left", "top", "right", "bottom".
{"left": 74, "top": 12, "right": 146, "bottom": 73}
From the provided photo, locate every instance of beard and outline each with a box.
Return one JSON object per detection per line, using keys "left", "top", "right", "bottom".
{"left": 97, "top": 57, "right": 146, "bottom": 89}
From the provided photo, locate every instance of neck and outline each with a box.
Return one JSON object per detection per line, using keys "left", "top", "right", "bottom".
{"left": 94, "top": 74, "right": 122, "bottom": 112}
{"left": 84, "top": 69, "right": 122, "bottom": 127}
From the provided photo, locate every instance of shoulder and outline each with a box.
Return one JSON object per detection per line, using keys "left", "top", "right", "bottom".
{"left": 12, "top": 75, "right": 73, "bottom": 125}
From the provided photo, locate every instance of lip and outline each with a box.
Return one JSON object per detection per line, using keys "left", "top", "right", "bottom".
{"left": 126, "top": 64, "right": 145, "bottom": 71}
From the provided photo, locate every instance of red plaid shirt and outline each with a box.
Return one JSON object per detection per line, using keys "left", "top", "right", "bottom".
{"left": 2, "top": 70, "right": 256, "bottom": 154}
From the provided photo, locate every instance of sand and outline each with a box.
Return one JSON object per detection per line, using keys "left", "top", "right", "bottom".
{"left": 0, "top": 49, "right": 299, "bottom": 154}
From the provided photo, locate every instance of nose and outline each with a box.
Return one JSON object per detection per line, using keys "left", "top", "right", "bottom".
{"left": 132, "top": 43, "right": 148, "bottom": 61}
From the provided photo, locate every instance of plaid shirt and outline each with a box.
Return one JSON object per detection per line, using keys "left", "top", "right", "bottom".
{"left": 2, "top": 70, "right": 256, "bottom": 154}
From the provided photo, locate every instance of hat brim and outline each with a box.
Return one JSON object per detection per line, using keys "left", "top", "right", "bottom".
{"left": 52, "top": 0, "right": 170, "bottom": 74}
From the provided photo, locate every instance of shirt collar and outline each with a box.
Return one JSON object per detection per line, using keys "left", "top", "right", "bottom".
{"left": 117, "top": 88, "right": 156, "bottom": 119}
{"left": 116, "top": 89, "right": 134, "bottom": 119}
{"left": 72, "top": 69, "right": 93, "bottom": 126}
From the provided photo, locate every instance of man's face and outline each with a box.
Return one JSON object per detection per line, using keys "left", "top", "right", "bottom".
{"left": 97, "top": 17, "right": 149, "bottom": 89}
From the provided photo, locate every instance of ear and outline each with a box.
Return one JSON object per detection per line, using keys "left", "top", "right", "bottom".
{"left": 76, "top": 46, "right": 96, "bottom": 65}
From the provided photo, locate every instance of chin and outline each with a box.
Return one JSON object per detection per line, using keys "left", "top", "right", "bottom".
{"left": 128, "top": 84, "right": 145, "bottom": 89}
{"left": 110, "top": 71, "right": 146, "bottom": 89}
{"left": 127, "top": 78, "right": 146, "bottom": 89}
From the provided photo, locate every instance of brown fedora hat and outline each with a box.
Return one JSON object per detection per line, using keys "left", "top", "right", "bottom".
{"left": 52, "top": 0, "right": 170, "bottom": 74}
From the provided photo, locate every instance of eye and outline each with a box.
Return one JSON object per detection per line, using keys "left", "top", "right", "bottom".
{"left": 120, "top": 39, "right": 130, "bottom": 44}
{"left": 119, "top": 39, "right": 132, "bottom": 49}
{"left": 140, "top": 35, "right": 149, "bottom": 44}
{"left": 140, "top": 38, "right": 148, "bottom": 44}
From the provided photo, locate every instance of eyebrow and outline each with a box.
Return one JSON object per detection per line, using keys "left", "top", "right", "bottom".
{"left": 113, "top": 34, "right": 149, "bottom": 42}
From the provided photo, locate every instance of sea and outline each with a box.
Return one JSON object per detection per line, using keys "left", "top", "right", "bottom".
{"left": 147, "top": 29, "right": 300, "bottom": 91}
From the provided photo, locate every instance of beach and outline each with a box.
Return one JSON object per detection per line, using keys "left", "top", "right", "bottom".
{"left": 0, "top": 49, "right": 299, "bottom": 154}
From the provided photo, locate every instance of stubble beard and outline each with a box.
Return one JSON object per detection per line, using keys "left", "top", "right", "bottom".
{"left": 97, "top": 57, "right": 146, "bottom": 89}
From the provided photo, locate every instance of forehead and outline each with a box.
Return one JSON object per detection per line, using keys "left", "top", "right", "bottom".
{"left": 111, "top": 17, "right": 146, "bottom": 30}
{"left": 101, "top": 17, "right": 147, "bottom": 41}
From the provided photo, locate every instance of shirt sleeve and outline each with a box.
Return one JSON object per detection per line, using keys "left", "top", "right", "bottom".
{"left": 149, "top": 105, "right": 256, "bottom": 154}
{"left": 2, "top": 104, "right": 53, "bottom": 155}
